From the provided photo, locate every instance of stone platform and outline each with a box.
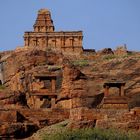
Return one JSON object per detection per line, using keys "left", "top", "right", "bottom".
{"left": 102, "top": 96, "right": 129, "bottom": 109}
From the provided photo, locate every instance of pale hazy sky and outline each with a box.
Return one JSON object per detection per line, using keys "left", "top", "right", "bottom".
{"left": 0, "top": 0, "right": 140, "bottom": 51}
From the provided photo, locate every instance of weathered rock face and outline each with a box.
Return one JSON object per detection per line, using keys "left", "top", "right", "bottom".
{"left": 0, "top": 123, "right": 38, "bottom": 139}
{"left": 4, "top": 50, "right": 62, "bottom": 91}
{"left": 1, "top": 7, "right": 140, "bottom": 139}
{"left": 0, "top": 109, "right": 39, "bottom": 139}
{"left": 2, "top": 50, "right": 41, "bottom": 87}
{"left": 1, "top": 46, "right": 140, "bottom": 138}
{"left": 3, "top": 49, "right": 48, "bottom": 90}
{"left": 56, "top": 60, "right": 97, "bottom": 109}
{"left": 0, "top": 108, "right": 69, "bottom": 139}
{"left": 0, "top": 49, "right": 63, "bottom": 106}
{"left": 0, "top": 90, "right": 27, "bottom": 109}
{"left": 1, "top": 48, "right": 104, "bottom": 110}
{"left": 19, "top": 108, "right": 70, "bottom": 127}
{"left": 2, "top": 48, "right": 139, "bottom": 108}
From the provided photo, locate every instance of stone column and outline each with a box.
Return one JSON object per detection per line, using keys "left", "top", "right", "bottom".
{"left": 61, "top": 37, "right": 63, "bottom": 48}
{"left": 55, "top": 37, "right": 56, "bottom": 48}
{"left": 24, "top": 38, "right": 27, "bottom": 46}
{"left": 46, "top": 36, "right": 48, "bottom": 47}
{"left": 32, "top": 96, "right": 36, "bottom": 109}
{"left": 28, "top": 37, "right": 30, "bottom": 46}
{"left": 104, "top": 86, "right": 109, "bottom": 97}
{"left": 119, "top": 86, "right": 121, "bottom": 96}
{"left": 120, "top": 85, "right": 125, "bottom": 96}
{"left": 51, "top": 79, "right": 56, "bottom": 93}
{"left": 72, "top": 37, "right": 74, "bottom": 52}
{"left": 51, "top": 98, "right": 56, "bottom": 108}
{"left": 63, "top": 36, "right": 66, "bottom": 52}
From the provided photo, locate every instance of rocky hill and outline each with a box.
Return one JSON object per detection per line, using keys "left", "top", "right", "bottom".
{"left": 0, "top": 46, "right": 140, "bottom": 139}
{"left": 0, "top": 8, "right": 140, "bottom": 139}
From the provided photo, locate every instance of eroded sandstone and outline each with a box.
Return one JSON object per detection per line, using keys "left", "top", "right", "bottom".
{"left": 0, "top": 8, "right": 140, "bottom": 139}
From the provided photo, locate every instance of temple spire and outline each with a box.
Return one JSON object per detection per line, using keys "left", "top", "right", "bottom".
{"left": 33, "top": 9, "right": 55, "bottom": 32}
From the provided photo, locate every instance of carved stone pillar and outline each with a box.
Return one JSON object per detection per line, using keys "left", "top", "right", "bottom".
{"left": 72, "top": 37, "right": 74, "bottom": 51}
{"left": 104, "top": 86, "right": 109, "bottom": 97}
{"left": 51, "top": 98, "right": 56, "bottom": 108}
{"left": 60, "top": 36, "right": 63, "bottom": 47}
{"left": 119, "top": 86, "right": 121, "bottom": 96}
{"left": 46, "top": 36, "right": 48, "bottom": 47}
{"left": 24, "top": 38, "right": 27, "bottom": 46}
{"left": 120, "top": 85, "right": 125, "bottom": 96}
{"left": 51, "top": 79, "right": 56, "bottom": 93}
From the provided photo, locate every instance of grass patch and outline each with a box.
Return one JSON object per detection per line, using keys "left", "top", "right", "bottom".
{"left": 103, "top": 55, "right": 116, "bottom": 60}
{"left": 0, "top": 85, "right": 5, "bottom": 90}
{"left": 91, "top": 67, "right": 98, "bottom": 72}
{"left": 42, "top": 128, "right": 140, "bottom": 140}
{"left": 48, "top": 65, "right": 62, "bottom": 71}
{"left": 73, "top": 60, "right": 89, "bottom": 67}
{"left": 103, "top": 53, "right": 137, "bottom": 61}
{"left": 115, "top": 61, "right": 122, "bottom": 65}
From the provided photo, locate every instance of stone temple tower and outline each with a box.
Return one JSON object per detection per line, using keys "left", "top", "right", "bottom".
{"left": 24, "top": 9, "right": 83, "bottom": 54}
{"left": 33, "top": 9, "right": 55, "bottom": 32}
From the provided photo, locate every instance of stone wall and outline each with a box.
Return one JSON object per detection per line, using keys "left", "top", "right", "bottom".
{"left": 24, "top": 31, "right": 83, "bottom": 54}
{"left": 70, "top": 107, "right": 105, "bottom": 121}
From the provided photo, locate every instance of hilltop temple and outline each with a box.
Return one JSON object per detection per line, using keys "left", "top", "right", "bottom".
{"left": 24, "top": 9, "right": 83, "bottom": 54}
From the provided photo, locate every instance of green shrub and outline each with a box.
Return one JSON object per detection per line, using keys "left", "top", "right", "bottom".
{"left": 42, "top": 128, "right": 140, "bottom": 140}
{"left": 73, "top": 60, "right": 89, "bottom": 67}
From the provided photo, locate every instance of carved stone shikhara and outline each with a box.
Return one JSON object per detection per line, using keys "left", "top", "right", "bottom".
{"left": 24, "top": 9, "right": 83, "bottom": 54}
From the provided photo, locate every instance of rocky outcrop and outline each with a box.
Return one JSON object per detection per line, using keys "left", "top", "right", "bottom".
{"left": 1, "top": 49, "right": 61, "bottom": 88}
{"left": 0, "top": 109, "right": 38, "bottom": 139}
{"left": 56, "top": 60, "right": 97, "bottom": 109}
{"left": 97, "top": 48, "right": 114, "bottom": 55}
{"left": 2, "top": 44, "right": 140, "bottom": 111}
{"left": 1, "top": 48, "right": 63, "bottom": 105}
{"left": 0, "top": 90, "right": 27, "bottom": 109}
{"left": 114, "top": 45, "right": 128, "bottom": 56}
{"left": 0, "top": 108, "right": 69, "bottom": 139}
{"left": 0, "top": 46, "right": 140, "bottom": 138}
{"left": 1, "top": 7, "right": 140, "bottom": 139}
